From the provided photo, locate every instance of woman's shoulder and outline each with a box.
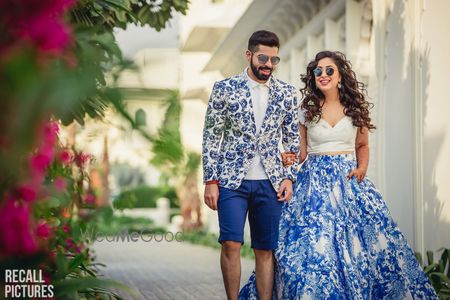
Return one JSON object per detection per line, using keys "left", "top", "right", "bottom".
{"left": 298, "top": 101, "right": 309, "bottom": 126}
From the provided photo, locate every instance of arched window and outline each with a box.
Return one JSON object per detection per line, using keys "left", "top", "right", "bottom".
{"left": 135, "top": 108, "right": 146, "bottom": 127}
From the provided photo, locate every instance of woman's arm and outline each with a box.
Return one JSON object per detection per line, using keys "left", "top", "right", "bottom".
{"left": 299, "top": 125, "right": 308, "bottom": 163}
{"left": 355, "top": 127, "right": 369, "bottom": 171}
{"left": 347, "top": 127, "right": 369, "bottom": 182}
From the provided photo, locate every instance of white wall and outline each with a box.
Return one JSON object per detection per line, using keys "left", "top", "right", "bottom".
{"left": 374, "top": 0, "right": 450, "bottom": 252}
{"left": 381, "top": 0, "right": 415, "bottom": 246}
{"left": 420, "top": 0, "right": 450, "bottom": 250}
{"left": 178, "top": 0, "right": 450, "bottom": 251}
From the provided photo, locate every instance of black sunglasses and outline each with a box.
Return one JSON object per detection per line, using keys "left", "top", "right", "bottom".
{"left": 313, "top": 66, "right": 335, "bottom": 77}
{"left": 252, "top": 53, "right": 281, "bottom": 65}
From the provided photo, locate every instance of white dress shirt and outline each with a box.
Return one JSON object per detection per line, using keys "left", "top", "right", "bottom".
{"left": 244, "top": 68, "right": 270, "bottom": 180}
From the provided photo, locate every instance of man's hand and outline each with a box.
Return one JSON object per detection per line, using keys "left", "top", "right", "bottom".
{"left": 204, "top": 184, "right": 219, "bottom": 210}
{"left": 277, "top": 179, "right": 293, "bottom": 202}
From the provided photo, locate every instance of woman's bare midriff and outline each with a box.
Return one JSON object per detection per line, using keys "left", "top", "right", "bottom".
{"left": 310, "top": 150, "right": 354, "bottom": 156}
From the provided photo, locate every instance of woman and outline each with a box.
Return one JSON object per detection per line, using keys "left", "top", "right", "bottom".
{"left": 238, "top": 51, "right": 437, "bottom": 299}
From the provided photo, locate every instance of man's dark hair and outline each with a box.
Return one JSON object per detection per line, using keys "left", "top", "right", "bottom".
{"left": 248, "top": 30, "right": 280, "bottom": 52}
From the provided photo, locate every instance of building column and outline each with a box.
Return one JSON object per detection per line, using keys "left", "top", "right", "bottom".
{"left": 325, "top": 18, "right": 340, "bottom": 51}
{"left": 345, "top": 0, "right": 364, "bottom": 64}
{"left": 290, "top": 48, "right": 303, "bottom": 89}
{"left": 306, "top": 35, "right": 321, "bottom": 61}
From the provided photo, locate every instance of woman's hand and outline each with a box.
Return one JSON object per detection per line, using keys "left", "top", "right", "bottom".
{"left": 347, "top": 167, "right": 367, "bottom": 183}
{"left": 281, "top": 152, "right": 297, "bottom": 167}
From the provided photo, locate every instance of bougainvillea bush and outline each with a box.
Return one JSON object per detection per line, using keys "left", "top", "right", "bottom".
{"left": 0, "top": 0, "right": 188, "bottom": 298}
{"left": 0, "top": 121, "right": 133, "bottom": 298}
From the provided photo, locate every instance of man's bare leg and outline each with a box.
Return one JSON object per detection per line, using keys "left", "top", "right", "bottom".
{"left": 254, "top": 249, "right": 274, "bottom": 300}
{"left": 221, "top": 241, "right": 242, "bottom": 300}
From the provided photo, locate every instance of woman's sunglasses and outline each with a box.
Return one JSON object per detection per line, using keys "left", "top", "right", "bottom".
{"left": 313, "top": 66, "right": 335, "bottom": 77}
{"left": 252, "top": 53, "right": 281, "bottom": 65}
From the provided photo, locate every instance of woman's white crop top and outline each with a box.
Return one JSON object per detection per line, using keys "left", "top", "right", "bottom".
{"left": 299, "top": 110, "right": 357, "bottom": 154}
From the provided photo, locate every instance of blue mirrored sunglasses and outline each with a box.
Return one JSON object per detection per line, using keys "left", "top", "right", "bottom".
{"left": 253, "top": 53, "right": 281, "bottom": 65}
{"left": 313, "top": 66, "right": 335, "bottom": 77}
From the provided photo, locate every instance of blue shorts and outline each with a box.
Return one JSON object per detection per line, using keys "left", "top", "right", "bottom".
{"left": 218, "top": 180, "right": 283, "bottom": 250}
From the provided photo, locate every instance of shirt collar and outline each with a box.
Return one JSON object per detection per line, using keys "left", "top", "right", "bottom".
{"left": 244, "top": 67, "right": 270, "bottom": 89}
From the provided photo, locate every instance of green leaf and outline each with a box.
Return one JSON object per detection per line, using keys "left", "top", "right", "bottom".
{"left": 430, "top": 272, "right": 450, "bottom": 286}
{"left": 102, "top": 0, "right": 139, "bottom": 21}
{"left": 427, "top": 250, "right": 434, "bottom": 265}
{"left": 441, "top": 248, "right": 450, "bottom": 278}
{"left": 115, "top": 9, "right": 127, "bottom": 22}
{"left": 55, "top": 252, "right": 69, "bottom": 279}
{"left": 69, "top": 253, "right": 86, "bottom": 271}
{"left": 79, "top": 262, "right": 98, "bottom": 277}
{"left": 424, "top": 263, "right": 438, "bottom": 274}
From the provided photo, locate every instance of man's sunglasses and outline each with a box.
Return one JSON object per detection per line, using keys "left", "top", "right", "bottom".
{"left": 313, "top": 66, "right": 335, "bottom": 77}
{"left": 252, "top": 53, "right": 281, "bottom": 65}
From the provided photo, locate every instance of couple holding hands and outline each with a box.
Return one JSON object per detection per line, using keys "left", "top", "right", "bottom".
{"left": 202, "top": 30, "right": 437, "bottom": 300}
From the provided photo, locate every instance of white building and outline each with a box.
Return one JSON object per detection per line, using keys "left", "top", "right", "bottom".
{"left": 181, "top": 0, "right": 450, "bottom": 254}
{"left": 99, "top": 0, "right": 450, "bottom": 254}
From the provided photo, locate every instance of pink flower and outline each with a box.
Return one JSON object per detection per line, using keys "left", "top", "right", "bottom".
{"left": 84, "top": 193, "right": 96, "bottom": 204}
{"left": 30, "top": 152, "right": 52, "bottom": 175}
{"left": 74, "top": 152, "right": 92, "bottom": 168}
{"left": 18, "top": 18, "right": 72, "bottom": 54}
{"left": 0, "top": 200, "right": 38, "bottom": 255}
{"left": 42, "top": 271, "right": 52, "bottom": 284}
{"left": 42, "top": 121, "right": 60, "bottom": 144}
{"left": 58, "top": 150, "right": 72, "bottom": 165}
{"left": 54, "top": 176, "right": 67, "bottom": 192}
{"left": 36, "top": 221, "right": 52, "bottom": 238}
{"left": 62, "top": 223, "right": 70, "bottom": 233}
{"left": 64, "top": 237, "right": 76, "bottom": 251}
{"left": 0, "top": 0, "right": 75, "bottom": 54}
{"left": 16, "top": 184, "right": 38, "bottom": 202}
{"left": 74, "top": 244, "right": 82, "bottom": 253}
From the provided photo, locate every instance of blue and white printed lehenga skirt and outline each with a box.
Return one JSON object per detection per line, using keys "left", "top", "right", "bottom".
{"left": 239, "top": 154, "right": 438, "bottom": 299}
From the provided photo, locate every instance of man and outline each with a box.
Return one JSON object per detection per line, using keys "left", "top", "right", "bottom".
{"left": 202, "top": 30, "right": 300, "bottom": 300}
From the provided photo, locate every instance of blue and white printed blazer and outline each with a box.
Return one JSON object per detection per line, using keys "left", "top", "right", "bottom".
{"left": 202, "top": 70, "right": 300, "bottom": 191}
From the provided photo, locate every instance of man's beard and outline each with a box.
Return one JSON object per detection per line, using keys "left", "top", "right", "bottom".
{"left": 250, "top": 59, "right": 272, "bottom": 81}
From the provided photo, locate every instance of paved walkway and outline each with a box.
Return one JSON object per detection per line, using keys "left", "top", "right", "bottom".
{"left": 93, "top": 238, "right": 254, "bottom": 300}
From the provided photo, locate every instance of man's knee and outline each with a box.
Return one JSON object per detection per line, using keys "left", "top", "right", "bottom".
{"left": 222, "top": 241, "right": 241, "bottom": 258}
{"left": 254, "top": 249, "right": 273, "bottom": 261}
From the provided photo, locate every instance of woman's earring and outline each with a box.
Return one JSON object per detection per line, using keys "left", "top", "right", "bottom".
{"left": 337, "top": 81, "right": 342, "bottom": 89}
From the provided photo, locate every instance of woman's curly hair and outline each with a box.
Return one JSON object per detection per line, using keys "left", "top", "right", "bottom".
{"left": 300, "top": 51, "right": 375, "bottom": 131}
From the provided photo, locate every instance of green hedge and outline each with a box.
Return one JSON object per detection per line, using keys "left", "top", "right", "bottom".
{"left": 85, "top": 206, "right": 167, "bottom": 236}
{"left": 113, "top": 185, "right": 178, "bottom": 209}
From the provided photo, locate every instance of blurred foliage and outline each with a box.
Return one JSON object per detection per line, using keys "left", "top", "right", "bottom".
{"left": 113, "top": 185, "right": 178, "bottom": 209}
{"left": 0, "top": 0, "right": 189, "bottom": 298}
{"left": 1, "top": 0, "right": 190, "bottom": 191}
{"left": 150, "top": 90, "right": 184, "bottom": 178}
{"left": 416, "top": 248, "right": 450, "bottom": 299}
{"left": 71, "top": 0, "right": 188, "bottom": 31}
{"left": 0, "top": 127, "right": 137, "bottom": 299}
{"left": 150, "top": 91, "right": 201, "bottom": 180}
{"left": 150, "top": 91, "right": 202, "bottom": 230}
{"left": 83, "top": 206, "right": 166, "bottom": 236}
{"left": 60, "top": 0, "right": 189, "bottom": 126}
{"left": 110, "top": 162, "right": 146, "bottom": 189}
